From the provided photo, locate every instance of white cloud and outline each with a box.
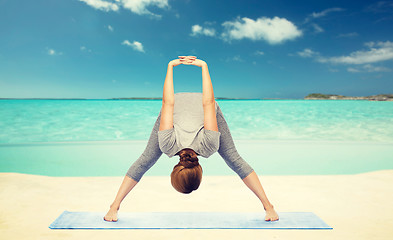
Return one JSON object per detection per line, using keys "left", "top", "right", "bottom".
{"left": 297, "top": 48, "right": 319, "bottom": 58}
{"left": 365, "top": 1, "right": 393, "bottom": 13}
{"left": 346, "top": 67, "right": 360, "bottom": 72}
{"left": 79, "top": 0, "right": 169, "bottom": 18}
{"left": 311, "top": 7, "right": 345, "bottom": 18}
{"left": 121, "top": 0, "right": 168, "bottom": 18}
{"left": 107, "top": 25, "right": 114, "bottom": 31}
{"left": 80, "top": 46, "right": 92, "bottom": 52}
{"left": 190, "top": 24, "right": 216, "bottom": 37}
{"left": 365, "top": 41, "right": 393, "bottom": 48}
{"left": 328, "top": 68, "right": 339, "bottom": 72}
{"left": 221, "top": 16, "right": 302, "bottom": 44}
{"left": 336, "top": 32, "right": 358, "bottom": 38}
{"left": 318, "top": 41, "right": 393, "bottom": 64}
{"left": 347, "top": 64, "right": 391, "bottom": 73}
{"left": 79, "top": 0, "right": 119, "bottom": 12}
{"left": 47, "top": 48, "right": 63, "bottom": 56}
{"left": 304, "top": 7, "right": 345, "bottom": 23}
{"left": 225, "top": 55, "right": 243, "bottom": 62}
{"left": 312, "top": 23, "right": 324, "bottom": 33}
{"left": 122, "top": 40, "right": 145, "bottom": 52}
{"left": 254, "top": 50, "right": 264, "bottom": 56}
{"left": 48, "top": 49, "right": 56, "bottom": 55}
{"left": 296, "top": 41, "right": 393, "bottom": 73}
{"left": 204, "top": 21, "right": 216, "bottom": 26}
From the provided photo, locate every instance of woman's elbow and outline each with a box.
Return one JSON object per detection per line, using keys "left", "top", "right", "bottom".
{"left": 202, "top": 99, "right": 215, "bottom": 107}
{"left": 162, "top": 99, "right": 175, "bottom": 106}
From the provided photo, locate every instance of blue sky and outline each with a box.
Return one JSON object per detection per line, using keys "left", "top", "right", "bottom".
{"left": 0, "top": 0, "right": 392, "bottom": 99}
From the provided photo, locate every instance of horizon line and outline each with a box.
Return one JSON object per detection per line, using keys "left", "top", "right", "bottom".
{"left": 1, "top": 93, "right": 391, "bottom": 101}
{"left": 0, "top": 97, "right": 298, "bottom": 100}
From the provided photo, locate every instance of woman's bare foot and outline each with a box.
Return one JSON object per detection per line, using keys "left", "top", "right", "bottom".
{"left": 103, "top": 204, "right": 119, "bottom": 222}
{"left": 264, "top": 205, "right": 279, "bottom": 221}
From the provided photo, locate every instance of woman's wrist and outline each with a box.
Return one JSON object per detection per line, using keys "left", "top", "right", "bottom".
{"left": 200, "top": 61, "right": 207, "bottom": 68}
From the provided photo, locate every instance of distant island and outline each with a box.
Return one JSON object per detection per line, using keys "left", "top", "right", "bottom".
{"left": 304, "top": 93, "right": 393, "bottom": 101}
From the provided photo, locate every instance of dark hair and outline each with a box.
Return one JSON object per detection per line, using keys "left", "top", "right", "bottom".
{"left": 170, "top": 148, "right": 202, "bottom": 194}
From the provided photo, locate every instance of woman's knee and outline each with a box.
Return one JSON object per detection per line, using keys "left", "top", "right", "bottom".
{"left": 218, "top": 146, "right": 241, "bottom": 161}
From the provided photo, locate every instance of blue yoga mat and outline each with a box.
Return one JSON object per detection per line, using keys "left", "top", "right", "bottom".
{"left": 49, "top": 211, "right": 332, "bottom": 229}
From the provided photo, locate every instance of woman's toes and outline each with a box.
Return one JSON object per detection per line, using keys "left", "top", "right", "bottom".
{"left": 104, "top": 216, "right": 114, "bottom": 222}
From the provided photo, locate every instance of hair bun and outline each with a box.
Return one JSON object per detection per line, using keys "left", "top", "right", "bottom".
{"left": 181, "top": 153, "right": 191, "bottom": 161}
{"left": 178, "top": 149, "right": 199, "bottom": 168}
{"left": 180, "top": 159, "right": 199, "bottom": 168}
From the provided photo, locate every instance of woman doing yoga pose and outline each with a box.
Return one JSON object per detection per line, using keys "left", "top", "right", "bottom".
{"left": 104, "top": 56, "right": 279, "bottom": 222}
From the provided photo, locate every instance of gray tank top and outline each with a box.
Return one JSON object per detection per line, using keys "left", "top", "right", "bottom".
{"left": 158, "top": 92, "right": 221, "bottom": 158}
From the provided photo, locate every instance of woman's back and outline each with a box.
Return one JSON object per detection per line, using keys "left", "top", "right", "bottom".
{"left": 158, "top": 92, "right": 220, "bottom": 158}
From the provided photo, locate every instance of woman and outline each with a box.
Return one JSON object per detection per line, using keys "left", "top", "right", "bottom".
{"left": 104, "top": 56, "right": 279, "bottom": 222}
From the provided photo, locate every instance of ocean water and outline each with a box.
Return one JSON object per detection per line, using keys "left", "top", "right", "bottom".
{"left": 0, "top": 99, "right": 392, "bottom": 176}
{"left": 1, "top": 99, "right": 393, "bottom": 143}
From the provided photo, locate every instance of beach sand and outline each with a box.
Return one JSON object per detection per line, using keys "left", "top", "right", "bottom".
{"left": 1, "top": 170, "right": 392, "bottom": 240}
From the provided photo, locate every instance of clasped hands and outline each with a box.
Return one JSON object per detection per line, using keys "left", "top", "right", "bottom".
{"left": 169, "top": 56, "right": 206, "bottom": 68}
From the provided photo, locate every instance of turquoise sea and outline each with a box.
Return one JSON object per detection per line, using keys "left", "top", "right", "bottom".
{"left": 1, "top": 99, "right": 392, "bottom": 177}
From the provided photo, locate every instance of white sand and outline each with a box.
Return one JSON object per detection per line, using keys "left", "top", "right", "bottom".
{"left": 1, "top": 170, "right": 392, "bottom": 240}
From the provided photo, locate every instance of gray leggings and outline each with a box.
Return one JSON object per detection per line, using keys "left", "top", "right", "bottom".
{"left": 126, "top": 106, "right": 254, "bottom": 182}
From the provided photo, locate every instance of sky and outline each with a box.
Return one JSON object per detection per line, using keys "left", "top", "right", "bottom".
{"left": 0, "top": 0, "right": 392, "bottom": 99}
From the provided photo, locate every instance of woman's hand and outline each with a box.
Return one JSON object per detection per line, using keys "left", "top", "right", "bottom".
{"left": 179, "top": 56, "right": 206, "bottom": 67}
{"left": 168, "top": 59, "right": 182, "bottom": 67}
{"left": 169, "top": 56, "right": 197, "bottom": 67}
{"left": 187, "top": 59, "right": 206, "bottom": 67}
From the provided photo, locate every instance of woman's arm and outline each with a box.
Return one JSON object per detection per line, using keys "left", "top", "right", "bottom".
{"left": 159, "top": 62, "right": 175, "bottom": 131}
{"left": 189, "top": 59, "right": 218, "bottom": 132}
{"left": 159, "top": 57, "right": 195, "bottom": 131}
{"left": 201, "top": 63, "right": 218, "bottom": 132}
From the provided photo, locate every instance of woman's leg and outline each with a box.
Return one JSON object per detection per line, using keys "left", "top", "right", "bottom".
{"left": 216, "top": 106, "right": 254, "bottom": 179}
{"left": 216, "top": 106, "right": 278, "bottom": 221}
{"left": 104, "top": 112, "right": 163, "bottom": 222}
{"left": 126, "top": 112, "right": 163, "bottom": 182}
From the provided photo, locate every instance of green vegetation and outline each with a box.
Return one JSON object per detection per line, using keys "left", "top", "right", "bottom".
{"left": 305, "top": 93, "right": 337, "bottom": 99}
{"left": 304, "top": 93, "right": 393, "bottom": 101}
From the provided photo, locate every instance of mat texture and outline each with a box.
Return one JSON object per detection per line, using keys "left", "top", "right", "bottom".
{"left": 49, "top": 211, "right": 332, "bottom": 229}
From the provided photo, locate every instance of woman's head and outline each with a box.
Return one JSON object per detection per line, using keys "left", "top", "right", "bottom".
{"left": 171, "top": 148, "right": 202, "bottom": 194}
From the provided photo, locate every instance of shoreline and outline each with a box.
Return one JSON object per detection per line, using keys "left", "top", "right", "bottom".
{"left": 1, "top": 140, "right": 392, "bottom": 178}
{"left": 1, "top": 170, "right": 392, "bottom": 239}
{"left": 1, "top": 140, "right": 392, "bottom": 177}
{"left": 1, "top": 138, "right": 393, "bottom": 145}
